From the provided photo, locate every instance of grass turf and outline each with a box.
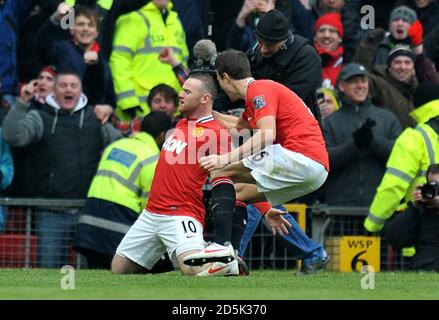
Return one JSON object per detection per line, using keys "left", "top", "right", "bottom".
{"left": 1, "top": 269, "right": 439, "bottom": 300}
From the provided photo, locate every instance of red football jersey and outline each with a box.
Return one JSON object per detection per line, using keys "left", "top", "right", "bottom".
{"left": 243, "top": 79, "right": 329, "bottom": 171}
{"left": 146, "top": 115, "right": 230, "bottom": 226}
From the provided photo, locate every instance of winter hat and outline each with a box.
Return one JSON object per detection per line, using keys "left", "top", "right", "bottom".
{"left": 40, "top": 65, "right": 57, "bottom": 78}
{"left": 337, "top": 63, "right": 369, "bottom": 83}
{"left": 387, "top": 45, "right": 415, "bottom": 65}
{"left": 255, "top": 9, "right": 290, "bottom": 42}
{"left": 413, "top": 82, "right": 439, "bottom": 108}
{"left": 315, "top": 13, "right": 344, "bottom": 38}
{"left": 319, "top": 88, "right": 340, "bottom": 110}
{"left": 389, "top": 5, "right": 418, "bottom": 25}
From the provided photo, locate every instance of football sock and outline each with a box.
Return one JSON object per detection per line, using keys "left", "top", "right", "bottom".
{"left": 211, "top": 177, "right": 235, "bottom": 246}
{"left": 231, "top": 200, "right": 247, "bottom": 252}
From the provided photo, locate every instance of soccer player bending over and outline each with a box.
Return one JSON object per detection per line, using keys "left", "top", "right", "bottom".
{"left": 184, "top": 50, "right": 330, "bottom": 267}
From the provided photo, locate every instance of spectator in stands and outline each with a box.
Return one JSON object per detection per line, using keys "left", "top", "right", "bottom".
{"left": 384, "top": 163, "right": 439, "bottom": 272}
{"left": 113, "top": 83, "right": 180, "bottom": 136}
{"left": 341, "top": 0, "right": 398, "bottom": 63}
{"left": 317, "top": 88, "right": 340, "bottom": 120}
{"left": 6, "top": 66, "right": 57, "bottom": 198}
{"left": 148, "top": 84, "right": 179, "bottom": 121}
{"left": 227, "top": 0, "right": 276, "bottom": 52}
{"left": 35, "top": 2, "right": 115, "bottom": 123}
{"left": 322, "top": 63, "right": 402, "bottom": 206}
{"left": 74, "top": 111, "right": 172, "bottom": 269}
{"left": 313, "top": 12, "right": 344, "bottom": 88}
{"left": 354, "top": 42, "right": 426, "bottom": 129}
{"left": 0, "top": 128, "right": 13, "bottom": 233}
{"left": 395, "top": 0, "right": 439, "bottom": 37}
{"left": 289, "top": 0, "right": 345, "bottom": 40}
{"left": 2, "top": 71, "right": 121, "bottom": 268}
{"left": 110, "top": 0, "right": 188, "bottom": 121}
{"left": 0, "top": 1, "right": 32, "bottom": 119}
{"left": 373, "top": 5, "right": 423, "bottom": 66}
{"left": 365, "top": 82, "right": 439, "bottom": 235}
{"left": 247, "top": 9, "right": 322, "bottom": 121}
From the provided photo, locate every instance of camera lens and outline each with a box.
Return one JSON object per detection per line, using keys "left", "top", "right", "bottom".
{"left": 421, "top": 182, "right": 439, "bottom": 200}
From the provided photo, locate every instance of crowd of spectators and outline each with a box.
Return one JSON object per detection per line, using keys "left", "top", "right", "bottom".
{"left": 1, "top": 0, "right": 439, "bottom": 270}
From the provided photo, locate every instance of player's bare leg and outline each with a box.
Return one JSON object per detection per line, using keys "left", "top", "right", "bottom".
{"left": 210, "top": 161, "right": 256, "bottom": 184}
{"left": 111, "top": 254, "right": 148, "bottom": 274}
{"left": 235, "top": 183, "right": 267, "bottom": 203}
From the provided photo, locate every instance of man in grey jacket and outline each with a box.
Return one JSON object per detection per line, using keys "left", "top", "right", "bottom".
{"left": 2, "top": 71, "right": 121, "bottom": 268}
{"left": 322, "top": 63, "right": 402, "bottom": 206}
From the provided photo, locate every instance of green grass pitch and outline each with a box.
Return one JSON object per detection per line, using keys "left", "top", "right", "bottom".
{"left": 1, "top": 269, "right": 439, "bottom": 300}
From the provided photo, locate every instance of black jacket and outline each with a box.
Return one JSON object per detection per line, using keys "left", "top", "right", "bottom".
{"left": 384, "top": 203, "right": 439, "bottom": 272}
{"left": 248, "top": 33, "right": 323, "bottom": 124}
{"left": 29, "top": 103, "right": 104, "bottom": 198}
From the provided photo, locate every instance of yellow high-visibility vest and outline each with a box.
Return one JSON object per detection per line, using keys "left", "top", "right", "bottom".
{"left": 110, "top": 1, "right": 188, "bottom": 121}
{"left": 87, "top": 132, "right": 159, "bottom": 213}
{"left": 365, "top": 100, "right": 439, "bottom": 232}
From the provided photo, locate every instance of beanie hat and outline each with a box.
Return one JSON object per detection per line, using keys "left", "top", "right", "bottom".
{"left": 40, "top": 65, "right": 57, "bottom": 78}
{"left": 387, "top": 45, "right": 415, "bottom": 65}
{"left": 413, "top": 82, "right": 439, "bottom": 108}
{"left": 315, "top": 13, "right": 344, "bottom": 39}
{"left": 255, "top": 9, "right": 290, "bottom": 42}
{"left": 319, "top": 88, "right": 340, "bottom": 111}
{"left": 389, "top": 5, "right": 417, "bottom": 25}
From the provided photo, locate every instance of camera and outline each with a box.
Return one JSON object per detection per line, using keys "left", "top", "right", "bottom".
{"left": 421, "top": 181, "right": 439, "bottom": 200}
{"left": 189, "top": 61, "right": 216, "bottom": 76}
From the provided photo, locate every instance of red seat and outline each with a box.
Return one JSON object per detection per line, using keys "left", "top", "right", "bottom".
{"left": 0, "top": 234, "right": 37, "bottom": 268}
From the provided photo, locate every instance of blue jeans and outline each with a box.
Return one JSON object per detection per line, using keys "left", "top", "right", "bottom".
{"left": 240, "top": 205, "right": 326, "bottom": 266}
{"left": 36, "top": 210, "right": 78, "bottom": 268}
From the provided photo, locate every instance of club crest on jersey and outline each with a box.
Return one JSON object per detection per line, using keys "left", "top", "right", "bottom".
{"left": 192, "top": 127, "right": 204, "bottom": 138}
{"left": 253, "top": 95, "right": 266, "bottom": 109}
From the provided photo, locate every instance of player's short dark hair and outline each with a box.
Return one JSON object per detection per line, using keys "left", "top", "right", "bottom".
{"left": 427, "top": 164, "right": 439, "bottom": 177}
{"left": 75, "top": 5, "right": 101, "bottom": 31}
{"left": 215, "top": 50, "right": 252, "bottom": 80}
{"left": 147, "top": 84, "right": 179, "bottom": 108}
{"left": 141, "top": 111, "right": 173, "bottom": 138}
{"left": 189, "top": 73, "right": 217, "bottom": 100}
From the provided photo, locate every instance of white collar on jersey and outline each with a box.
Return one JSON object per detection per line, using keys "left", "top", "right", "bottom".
{"left": 196, "top": 115, "right": 214, "bottom": 123}
{"left": 246, "top": 77, "right": 255, "bottom": 90}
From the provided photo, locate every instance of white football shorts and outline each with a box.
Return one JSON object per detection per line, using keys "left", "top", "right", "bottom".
{"left": 242, "top": 144, "right": 328, "bottom": 205}
{"left": 116, "top": 209, "right": 206, "bottom": 270}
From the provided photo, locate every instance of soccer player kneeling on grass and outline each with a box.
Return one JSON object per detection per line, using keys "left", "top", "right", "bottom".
{"left": 111, "top": 74, "right": 287, "bottom": 276}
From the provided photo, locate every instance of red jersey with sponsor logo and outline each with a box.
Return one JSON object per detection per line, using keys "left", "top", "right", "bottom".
{"left": 243, "top": 79, "right": 329, "bottom": 171}
{"left": 146, "top": 115, "right": 230, "bottom": 226}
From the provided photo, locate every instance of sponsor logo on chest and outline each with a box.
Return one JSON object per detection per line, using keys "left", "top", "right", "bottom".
{"left": 162, "top": 136, "right": 188, "bottom": 155}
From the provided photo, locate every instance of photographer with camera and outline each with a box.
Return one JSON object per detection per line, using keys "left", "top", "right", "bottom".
{"left": 384, "top": 163, "right": 439, "bottom": 271}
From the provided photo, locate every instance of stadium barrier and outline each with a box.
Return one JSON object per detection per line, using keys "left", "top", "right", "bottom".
{"left": 0, "top": 198, "right": 407, "bottom": 271}
{"left": 307, "top": 205, "right": 407, "bottom": 271}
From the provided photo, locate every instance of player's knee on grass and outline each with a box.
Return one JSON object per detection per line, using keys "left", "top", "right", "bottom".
{"left": 111, "top": 254, "right": 143, "bottom": 274}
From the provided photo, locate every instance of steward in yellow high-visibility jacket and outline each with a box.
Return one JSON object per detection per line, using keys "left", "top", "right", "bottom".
{"left": 110, "top": 0, "right": 189, "bottom": 121}
{"left": 65, "top": 0, "right": 113, "bottom": 11}
{"left": 365, "top": 85, "right": 439, "bottom": 235}
{"left": 74, "top": 111, "right": 172, "bottom": 268}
